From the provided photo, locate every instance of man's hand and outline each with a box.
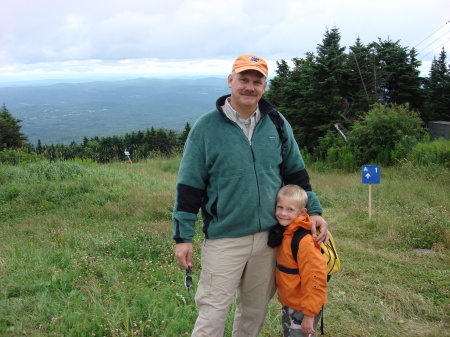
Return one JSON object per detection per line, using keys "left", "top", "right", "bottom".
{"left": 310, "top": 215, "right": 329, "bottom": 244}
{"left": 175, "top": 242, "right": 193, "bottom": 269}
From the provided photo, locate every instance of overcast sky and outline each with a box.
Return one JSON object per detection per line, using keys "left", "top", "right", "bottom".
{"left": 1, "top": 0, "right": 449, "bottom": 81}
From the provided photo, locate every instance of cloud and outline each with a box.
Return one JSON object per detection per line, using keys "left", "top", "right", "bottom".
{"left": 0, "top": 0, "right": 448, "bottom": 79}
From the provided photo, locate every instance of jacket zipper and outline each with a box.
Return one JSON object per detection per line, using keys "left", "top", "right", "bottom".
{"left": 225, "top": 110, "right": 267, "bottom": 233}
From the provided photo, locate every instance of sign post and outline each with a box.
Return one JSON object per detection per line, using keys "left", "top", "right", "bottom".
{"left": 124, "top": 151, "right": 132, "bottom": 164}
{"left": 362, "top": 165, "right": 380, "bottom": 220}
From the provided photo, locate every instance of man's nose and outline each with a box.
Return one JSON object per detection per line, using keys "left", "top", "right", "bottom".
{"left": 244, "top": 82, "right": 255, "bottom": 91}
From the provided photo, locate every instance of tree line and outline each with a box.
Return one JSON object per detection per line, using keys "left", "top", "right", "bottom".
{"left": 32, "top": 124, "right": 191, "bottom": 163}
{"left": 265, "top": 27, "right": 450, "bottom": 153}
{"left": 1, "top": 102, "right": 191, "bottom": 163}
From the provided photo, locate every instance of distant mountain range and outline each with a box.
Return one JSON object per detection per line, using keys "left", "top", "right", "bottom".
{"left": 0, "top": 77, "right": 230, "bottom": 145}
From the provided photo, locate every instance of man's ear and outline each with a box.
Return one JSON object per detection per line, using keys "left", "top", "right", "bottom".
{"left": 227, "top": 74, "right": 233, "bottom": 88}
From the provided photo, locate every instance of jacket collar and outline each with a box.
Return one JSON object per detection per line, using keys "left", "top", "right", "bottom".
{"left": 284, "top": 214, "right": 312, "bottom": 235}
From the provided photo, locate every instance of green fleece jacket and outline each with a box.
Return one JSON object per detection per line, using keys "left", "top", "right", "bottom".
{"left": 172, "top": 95, "right": 322, "bottom": 243}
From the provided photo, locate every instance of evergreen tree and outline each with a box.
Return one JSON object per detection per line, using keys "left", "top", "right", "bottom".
{"left": 423, "top": 48, "right": 450, "bottom": 122}
{"left": 267, "top": 55, "right": 318, "bottom": 146}
{"left": 297, "top": 27, "right": 348, "bottom": 149}
{"left": 178, "top": 122, "right": 191, "bottom": 147}
{"left": 347, "top": 38, "right": 379, "bottom": 117}
{"left": 166, "top": 130, "right": 178, "bottom": 154}
{"left": 266, "top": 28, "right": 431, "bottom": 157}
{"left": 82, "top": 136, "right": 89, "bottom": 148}
{"left": 155, "top": 129, "right": 169, "bottom": 154}
{"left": 407, "top": 47, "right": 424, "bottom": 110}
{"left": 285, "top": 54, "right": 318, "bottom": 146}
{"left": 0, "top": 103, "right": 28, "bottom": 150}
{"left": 36, "top": 139, "right": 43, "bottom": 154}
{"left": 370, "top": 38, "right": 423, "bottom": 109}
{"left": 265, "top": 59, "right": 291, "bottom": 108}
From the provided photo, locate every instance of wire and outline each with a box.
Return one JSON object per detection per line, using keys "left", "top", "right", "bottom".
{"left": 417, "top": 29, "right": 450, "bottom": 53}
{"left": 415, "top": 20, "right": 450, "bottom": 48}
{"left": 420, "top": 38, "right": 450, "bottom": 59}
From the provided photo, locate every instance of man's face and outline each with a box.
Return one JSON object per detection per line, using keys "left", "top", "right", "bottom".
{"left": 227, "top": 70, "right": 267, "bottom": 114}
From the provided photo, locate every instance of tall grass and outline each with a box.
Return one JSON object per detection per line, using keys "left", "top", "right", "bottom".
{"left": 0, "top": 157, "right": 448, "bottom": 336}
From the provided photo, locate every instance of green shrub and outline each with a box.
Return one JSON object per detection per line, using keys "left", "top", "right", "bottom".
{"left": 410, "top": 138, "right": 450, "bottom": 168}
{"left": 348, "top": 103, "right": 426, "bottom": 165}
{"left": 0, "top": 148, "right": 46, "bottom": 165}
{"left": 325, "top": 145, "right": 356, "bottom": 172}
{"left": 313, "top": 104, "right": 428, "bottom": 170}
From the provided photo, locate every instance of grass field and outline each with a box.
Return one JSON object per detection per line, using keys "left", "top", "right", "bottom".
{"left": 0, "top": 157, "right": 448, "bottom": 336}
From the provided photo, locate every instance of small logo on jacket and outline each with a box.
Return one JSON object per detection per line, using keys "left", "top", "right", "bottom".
{"left": 268, "top": 136, "right": 277, "bottom": 140}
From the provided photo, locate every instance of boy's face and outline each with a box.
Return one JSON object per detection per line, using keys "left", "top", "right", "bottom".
{"left": 275, "top": 196, "right": 306, "bottom": 227}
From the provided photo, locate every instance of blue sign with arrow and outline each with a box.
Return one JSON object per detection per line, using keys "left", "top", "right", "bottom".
{"left": 362, "top": 165, "right": 381, "bottom": 184}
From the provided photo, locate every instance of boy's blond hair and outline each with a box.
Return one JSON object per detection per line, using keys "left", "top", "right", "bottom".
{"left": 277, "top": 184, "right": 308, "bottom": 209}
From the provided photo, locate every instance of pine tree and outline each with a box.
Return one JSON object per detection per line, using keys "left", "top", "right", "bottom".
{"left": 265, "top": 59, "right": 291, "bottom": 108}
{"left": 347, "top": 38, "right": 380, "bottom": 117}
{"left": 298, "top": 27, "right": 349, "bottom": 149}
{"left": 178, "top": 122, "right": 191, "bottom": 147}
{"left": 423, "top": 48, "right": 450, "bottom": 122}
{"left": 36, "top": 139, "right": 43, "bottom": 154}
{"left": 370, "top": 38, "right": 423, "bottom": 109}
{"left": 0, "top": 103, "right": 28, "bottom": 150}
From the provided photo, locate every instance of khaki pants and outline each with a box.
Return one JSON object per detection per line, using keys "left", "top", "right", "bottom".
{"left": 192, "top": 232, "right": 277, "bottom": 337}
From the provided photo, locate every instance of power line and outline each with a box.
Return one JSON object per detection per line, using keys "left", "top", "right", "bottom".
{"left": 420, "top": 38, "right": 450, "bottom": 60}
{"left": 417, "top": 28, "right": 450, "bottom": 53}
{"left": 415, "top": 20, "right": 450, "bottom": 48}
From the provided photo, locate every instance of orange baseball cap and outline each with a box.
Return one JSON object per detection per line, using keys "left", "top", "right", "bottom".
{"left": 232, "top": 54, "right": 268, "bottom": 77}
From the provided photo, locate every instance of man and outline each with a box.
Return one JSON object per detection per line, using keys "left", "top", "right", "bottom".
{"left": 172, "top": 54, "right": 329, "bottom": 337}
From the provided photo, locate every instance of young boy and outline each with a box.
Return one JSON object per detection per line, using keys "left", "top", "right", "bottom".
{"left": 275, "top": 185, "right": 328, "bottom": 337}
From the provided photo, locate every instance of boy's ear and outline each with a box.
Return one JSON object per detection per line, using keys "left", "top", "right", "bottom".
{"left": 301, "top": 208, "right": 307, "bottom": 216}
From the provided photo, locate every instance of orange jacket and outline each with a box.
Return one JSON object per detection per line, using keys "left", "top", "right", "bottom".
{"left": 275, "top": 214, "right": 328, "bottom": 317}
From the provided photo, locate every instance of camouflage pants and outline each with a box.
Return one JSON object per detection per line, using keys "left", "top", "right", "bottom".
{"left": 281, "top": 306, "right": 322, "bottom": 337}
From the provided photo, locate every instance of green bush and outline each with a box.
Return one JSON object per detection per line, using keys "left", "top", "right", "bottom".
{"left": 410, "top": 138, "right": 450, "bottom": 168}
{"left": 0, "top": 148, "right": 46, "bottom": 165}
{"left": 314, "top": 104, "right": 428, "bottom": 171}
{"left": 325, "top": 145, "right": 356, "bottom": 172}
{"left": 347, "top": 103, "right": 426, "bottom": 165}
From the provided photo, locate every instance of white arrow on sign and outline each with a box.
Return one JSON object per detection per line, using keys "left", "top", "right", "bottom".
{"left": 365, "top": 173, "right": 371, "bottom": 179}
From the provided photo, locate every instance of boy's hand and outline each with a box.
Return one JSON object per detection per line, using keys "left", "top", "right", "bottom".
{"left": 301, "top": 315, "right": 315, "bottom": 335}
{"left": 310, "top": 215, "right": 329, "bottom": 244}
